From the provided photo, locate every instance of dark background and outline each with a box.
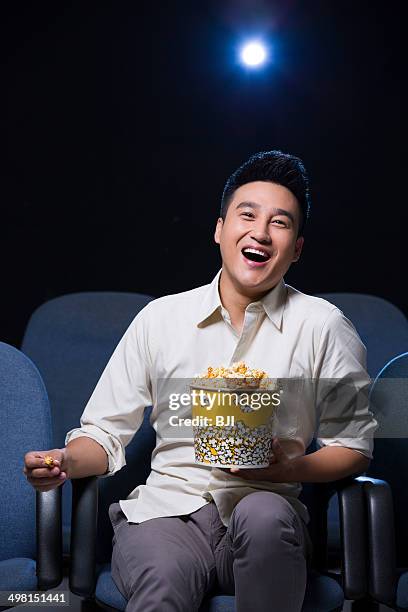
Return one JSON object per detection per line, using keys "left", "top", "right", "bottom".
{"left": 1, "top": 0, "right": 407, "bottom": 347}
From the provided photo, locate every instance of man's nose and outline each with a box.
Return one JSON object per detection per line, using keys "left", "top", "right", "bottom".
{"left": 250, "top": 224, "right": 272, "bottom": 244}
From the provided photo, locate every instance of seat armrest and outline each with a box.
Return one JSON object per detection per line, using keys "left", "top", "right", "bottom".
{"left": 334, "top": 476, "right": 367, "bottom": 600}
{"left": 304, "top": 475, "right": 367, "bottom": 600}
{"left": 359, "top": 477, "right": 397, "bottom": 607}
{"left": 69, "top": 477, "right": 99, "bottom": 598}
{"left": 36, "top": 487, "right": 63, "bottom": 590}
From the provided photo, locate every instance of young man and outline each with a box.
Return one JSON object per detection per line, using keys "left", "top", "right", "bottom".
{"left": 24, "top": 151, "right": 377, "bottom": 612}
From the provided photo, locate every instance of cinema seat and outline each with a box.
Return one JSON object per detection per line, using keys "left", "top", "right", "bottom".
{"left": 315, "top": 293, "right": 408, "bottom": 573}
{"left": 361, "top": 352, "right": 408, "bottom": 611}
{"left": 0, "top": 342, "right": 62, "bottom": 610}
{"left": 314, "top": 293, "right": 408, "bottom": 379}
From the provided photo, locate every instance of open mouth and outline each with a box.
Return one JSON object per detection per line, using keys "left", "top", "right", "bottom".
{"left": 241, "top": 247, "right": 271, "bottom": 263}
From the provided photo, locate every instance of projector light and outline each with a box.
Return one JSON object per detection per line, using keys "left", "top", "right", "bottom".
{"left": 241, "top": 42, "right": 267, "bottom": 67}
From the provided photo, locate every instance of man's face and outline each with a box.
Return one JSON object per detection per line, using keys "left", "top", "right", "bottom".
{"left": 214, "top": 181, "right": 304, "bottom": 296}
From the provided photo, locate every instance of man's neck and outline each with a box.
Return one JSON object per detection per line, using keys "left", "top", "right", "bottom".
{"left": 218, "top": 268, "right": 275, "bottom": 334}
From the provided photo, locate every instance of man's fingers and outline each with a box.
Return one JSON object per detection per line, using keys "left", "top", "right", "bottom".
{"left": 28, "top": 474, "right": 66, "bottom": 487}
{"left": 272, "top": 437, "right": 284, "bottom": 453}
{"left": 23, "top": 450, "right": 66, "bottom": 494}
{"left": 24, "top": 451, "right": 62, "bottom": 468}
{"left": 27, "top": 467, "right": 60, "bottom": 479}
{"left": 24, "top": 456, "right": 39, "bottom": 469}
{"left": 25, "top": 455, "right": 48, "bottom": 469}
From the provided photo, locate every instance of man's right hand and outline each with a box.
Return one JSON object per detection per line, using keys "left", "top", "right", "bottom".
{"left": 23, "top": 449, "right": 67, "bottom": 492}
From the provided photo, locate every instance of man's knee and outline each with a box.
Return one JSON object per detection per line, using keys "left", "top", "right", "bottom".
{"left": 231, "top": 492, "right": 303, "bottom": 548}
{"left": 125, "top": 554, "right": 203, "bottom": 612}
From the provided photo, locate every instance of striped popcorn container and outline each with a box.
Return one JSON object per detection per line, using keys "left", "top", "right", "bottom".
{"left": 189, "top": 378, "right": 280, "bottom": 468}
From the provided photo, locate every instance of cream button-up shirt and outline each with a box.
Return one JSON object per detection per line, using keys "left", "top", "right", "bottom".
{"left": 65, "top": 269, "right": 378, "bottom": 527}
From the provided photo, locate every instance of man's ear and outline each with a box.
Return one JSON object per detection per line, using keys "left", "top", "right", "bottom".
{"left": 292, "top": 236, "right": 304, "bottom": 262}
{"left": 214, "top": 217, "right": 223, "bottom": 245}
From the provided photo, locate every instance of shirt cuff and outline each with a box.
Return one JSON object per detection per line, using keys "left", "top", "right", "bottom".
{"left": 65, "top": 425, "right": 126, "bottom": 478}
{"left": 316, "top": 437, "right": 373, "bottom": 460}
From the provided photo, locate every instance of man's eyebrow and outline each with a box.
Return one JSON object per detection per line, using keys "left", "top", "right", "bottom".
{"left": 235, "top": 201, "right": 261, "bottom": 210}
{"left": 235, "top": 201, "right": 295, "bottom": 224}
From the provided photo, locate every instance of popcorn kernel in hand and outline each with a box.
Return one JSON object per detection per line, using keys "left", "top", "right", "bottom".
{"left": 44, "top": 455, "right": 55, "bottom": 468}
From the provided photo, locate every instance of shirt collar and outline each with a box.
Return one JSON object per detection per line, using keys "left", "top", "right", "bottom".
{"left": 196, "top": 268, "right": 287, "bottom": 330}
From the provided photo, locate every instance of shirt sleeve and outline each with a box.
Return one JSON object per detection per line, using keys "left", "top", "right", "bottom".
{"left": 64, "top": 304, "right": 153, "bottom": 478}
{"left": 313, "top": 307, "right": 378, "bottom": 460}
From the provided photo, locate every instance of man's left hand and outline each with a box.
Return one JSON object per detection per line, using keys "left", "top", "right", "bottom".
{"left": 218, "top": 437, "right": 295, "bottom": 482}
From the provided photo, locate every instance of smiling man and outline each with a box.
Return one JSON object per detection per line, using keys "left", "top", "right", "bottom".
{"left": 24, "top": 150, "right": 378, "bottom": 612}
{"left": 214, "top": 179, "right": 304, "bottom": 331}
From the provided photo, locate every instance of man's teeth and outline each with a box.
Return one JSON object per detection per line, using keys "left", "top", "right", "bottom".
{"left": 243, "top": 248, "right": 269, "bottom": 258}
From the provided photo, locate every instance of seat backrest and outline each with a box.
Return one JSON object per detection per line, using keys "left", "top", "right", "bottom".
{"left": 0, "top": 342, "right": 53, "bottom": 561}
{"left": 21, "top": 292, "right": 154, "bottom": 448}
{"left": 367, "top": 352, "right": 408, "bottom": 567}
{"left": 315, "top": 293, "right": 408, "bottom": 378}
{"left": 20, "top": 291, "right": 155, "bottom": 553}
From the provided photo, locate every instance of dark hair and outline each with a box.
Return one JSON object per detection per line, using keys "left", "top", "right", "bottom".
{"left": 220, "top": 150, "right": 311, "bottom": 237}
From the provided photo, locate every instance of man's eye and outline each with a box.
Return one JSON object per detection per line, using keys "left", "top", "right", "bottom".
{"left": 272, "top": 219, "right": 286, "bottom": 226}
{"left": 241, "top": 212, "right": 255, "bottom": 218}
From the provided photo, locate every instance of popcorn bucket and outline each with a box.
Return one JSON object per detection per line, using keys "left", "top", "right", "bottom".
{"left": 190, "top": 382, "right": 279, "bottom": 468}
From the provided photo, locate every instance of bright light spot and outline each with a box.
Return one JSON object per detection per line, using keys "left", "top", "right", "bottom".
{"left": 240, "top": 42, "right": 267, "bottom": 67}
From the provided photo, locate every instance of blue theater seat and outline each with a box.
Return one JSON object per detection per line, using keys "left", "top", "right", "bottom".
{"left": 0, "top": 342, "right": 62, "bottom": 610}
{"left": 315, "top": 293, "right": 408, "bottom": 573}
{"left": 314, "top": 294, "right": 408, "bottom": 379}
{"left": 361, "top": 352, "right": 408, "bottom": 610}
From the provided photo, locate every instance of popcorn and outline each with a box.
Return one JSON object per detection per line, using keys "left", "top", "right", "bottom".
{"left": 195, "top": 361, "right": 267, "bottom": 380}
{"left": 43, "top": 455, "right": 55, "bottom": 468}
{"left": 192, "top": 361, "right": 275, "bottom": 390}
